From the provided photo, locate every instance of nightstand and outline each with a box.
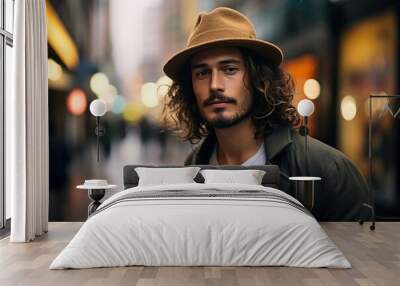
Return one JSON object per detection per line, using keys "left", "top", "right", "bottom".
{"left": 289, "top": 176, "right": 321, "bottom": 210}
{"left": 77, "top": 180, "right": 117, "bottom": 217}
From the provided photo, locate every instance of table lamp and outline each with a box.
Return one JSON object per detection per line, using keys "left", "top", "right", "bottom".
{"left": 89, "top": 99, "right": 107, "bottom": 162}
{"left": 289, "top": 99, "right": 320, "bottom": 211}
{"left": 77, "top": 100, "right": 116, "bottom": 218}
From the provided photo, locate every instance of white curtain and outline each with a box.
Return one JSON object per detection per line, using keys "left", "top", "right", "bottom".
{"left": 6, "top": 0, "right": 48, "bottom": 242}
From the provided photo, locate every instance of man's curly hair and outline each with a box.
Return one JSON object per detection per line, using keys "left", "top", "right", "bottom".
{"left": 162, "top": 47, "right": 301, "bottom": 144}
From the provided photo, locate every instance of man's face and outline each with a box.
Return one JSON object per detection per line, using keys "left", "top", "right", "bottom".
{"left": 190, "top": 47, "right": 253, "bottom": 129}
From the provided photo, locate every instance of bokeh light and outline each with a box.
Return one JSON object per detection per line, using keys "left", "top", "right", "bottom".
{"left": 90, "top": 72, "right": 109, "bottom": 95}
{"left": 97, "top": 84, "right": 119, "bottom": 111}
{"left": 123, "top": 102, "right": 145, "bottom": 122}
{"left": 48, "top": 59, "right": 63, "bottom": 81}
{"left": 156, "top": 76, "right": 172, "bottom": 98}
{"left": 141, "top": 82, "right": 158, "bottom": 108}
{"left": 66, "top": 88, "right": 87, "bottom": 116}
{"left": 112, "top": 95, "right": 126, "bottom": 114}
{"left": 303, "top": 78, "right": 321, "bottom": 99}
{"left": 105, "top": 84, "right": 118, "bottom": 96}
{"left": 341, "top": 95, "right": 357, "bottom": 121}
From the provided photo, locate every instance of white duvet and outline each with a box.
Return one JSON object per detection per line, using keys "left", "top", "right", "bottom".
{"left": 50, "top": 183, "right": 351, "bottom": 269}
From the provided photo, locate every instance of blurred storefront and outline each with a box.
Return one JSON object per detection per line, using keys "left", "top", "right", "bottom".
{"left": 335, "top": 1, "right": 399, "bottom": 218}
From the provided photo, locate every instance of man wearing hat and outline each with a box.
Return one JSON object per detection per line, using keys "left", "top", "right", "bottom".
{"left": 162, "top": 7, "right": 368, "bottom": 221}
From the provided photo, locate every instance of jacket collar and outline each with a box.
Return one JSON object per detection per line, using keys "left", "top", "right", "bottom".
{"left": 264, "top": 125, "right": 293, "bottom": 162}
{"left": 194, "top": 125, "right": 293, "bottom": 164}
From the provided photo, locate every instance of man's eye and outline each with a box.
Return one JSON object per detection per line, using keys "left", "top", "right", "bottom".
{"left": 195, "top": 70, "right": 209, "bottom": 78}
{"left": 223, "top": 67, "right": 239, "bottom": 74}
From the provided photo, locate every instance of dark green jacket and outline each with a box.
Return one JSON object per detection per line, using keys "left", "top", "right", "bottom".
{"left": 184, "top": 125, "right": 368, "bottom": 221}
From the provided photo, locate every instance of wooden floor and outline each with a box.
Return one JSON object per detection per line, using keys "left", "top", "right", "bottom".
{"left": 0, "top": 222, "right": 399, "bottom": 286}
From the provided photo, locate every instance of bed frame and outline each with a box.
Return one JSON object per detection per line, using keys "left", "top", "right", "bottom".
{"left": 123, "top": 164, "right": 281, "bottom": 189}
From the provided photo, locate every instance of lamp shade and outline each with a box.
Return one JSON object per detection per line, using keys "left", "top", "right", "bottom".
{"left": 89, "top": 99, "right": 107, "bottom": 117}
{"left": 297, "top": 99, "right": 315, "bottom": 117}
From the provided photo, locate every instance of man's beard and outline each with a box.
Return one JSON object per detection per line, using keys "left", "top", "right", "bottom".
{"left": 204, "top": 92, "right": 254, "bottom": 129}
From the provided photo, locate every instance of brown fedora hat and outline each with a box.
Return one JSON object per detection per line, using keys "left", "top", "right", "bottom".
{"left": 163, "top": 7, "right": 283, "bottom": 81}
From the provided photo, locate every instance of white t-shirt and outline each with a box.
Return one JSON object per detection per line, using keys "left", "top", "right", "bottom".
{"left": 209, "top": 142, "right": 266, "bottom": 166}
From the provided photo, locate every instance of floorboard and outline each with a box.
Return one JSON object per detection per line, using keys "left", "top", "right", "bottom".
{"left": 0, "top": 222, "right": 398, "bottom": 286}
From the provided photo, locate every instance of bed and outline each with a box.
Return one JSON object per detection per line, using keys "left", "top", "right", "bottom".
{"left": 50, "top": 165, "right": 350, "bottom": 269}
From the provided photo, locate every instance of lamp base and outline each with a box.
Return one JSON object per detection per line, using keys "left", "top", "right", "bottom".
{"left": 88, "top": 189, "right": 105, "bottom": 216}
{"left": 289, "top": 177, "right": 321, "bottom": 211}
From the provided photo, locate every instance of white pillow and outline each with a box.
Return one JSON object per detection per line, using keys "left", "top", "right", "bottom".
{"left": 200, "top": 169, "right": 266, "bottom": 185}
{"left": 135, "top": 167, "right": 201, "bottom": 186}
